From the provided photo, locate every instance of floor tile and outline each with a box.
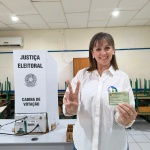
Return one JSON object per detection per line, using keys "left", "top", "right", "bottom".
{"left": 127, "top": 134, "right": 135, "bottom": 142}
{"left": 129, "top": 143, "right": 141, "bottom": 150}
{"left": 136, "top": 124, "right": 150, "bottom": 129}
{"left": 138, "top": 143, "right": 150, "bottom": 150}
{"left": 128, "top": 127, "right": 144, "bottom": 135}
{"left": 145, "top": 134, "right": 150, "bottom": 140}
{"left": 131, "top": 134, "right": 150, "bottom": 142}
{"left": 143, "top": 131, "right": 150, "bottom": 135}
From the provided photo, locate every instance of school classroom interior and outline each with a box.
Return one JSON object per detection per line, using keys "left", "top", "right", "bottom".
{"left": 0, "top": 0, "right": 150, "bottom": 150}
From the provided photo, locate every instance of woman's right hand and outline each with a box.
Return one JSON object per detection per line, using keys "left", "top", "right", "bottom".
{"left": 63, "top": 80, "right": 80, "bottom": 115}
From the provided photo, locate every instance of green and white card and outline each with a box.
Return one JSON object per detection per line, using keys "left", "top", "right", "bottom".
{"left": 109, "top": 92, "right": 130, "bottom": 106}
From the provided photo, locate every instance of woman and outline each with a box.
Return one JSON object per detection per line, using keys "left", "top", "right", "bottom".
{"left": 63, "top": 32, "right": 137, "bottom": 150}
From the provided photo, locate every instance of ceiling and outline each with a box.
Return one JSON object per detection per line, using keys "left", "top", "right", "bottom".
{"left": 0, "top": 0, "right": 150, "bottom": 31}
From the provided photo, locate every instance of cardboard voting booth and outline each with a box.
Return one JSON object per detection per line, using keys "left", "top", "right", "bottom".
{"left": 13, "top": 50, "right": 59, "bottom": 134}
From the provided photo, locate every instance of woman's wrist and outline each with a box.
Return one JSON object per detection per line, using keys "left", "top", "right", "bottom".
{"left": 115, "top": 112, "right": 135, "bottom": 128}
{"left": 118, "top": 115, "right": 135, "bottom": 127}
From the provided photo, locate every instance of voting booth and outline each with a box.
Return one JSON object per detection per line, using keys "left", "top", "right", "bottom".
{"left": 13, "top": 50, "right": 59, "bottom": 134}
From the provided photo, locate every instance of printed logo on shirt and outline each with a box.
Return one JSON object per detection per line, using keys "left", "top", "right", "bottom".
{"left": 107, "top": 86, "right": 118, "bottom": 93}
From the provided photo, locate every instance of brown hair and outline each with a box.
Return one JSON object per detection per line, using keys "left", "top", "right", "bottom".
{"left": 87, "top": 32, "right": 119, "bottom": 71}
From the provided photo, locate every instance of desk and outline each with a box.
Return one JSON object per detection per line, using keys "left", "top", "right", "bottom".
{"left": 0, "top": 119, "right": 76, "bottom": 150}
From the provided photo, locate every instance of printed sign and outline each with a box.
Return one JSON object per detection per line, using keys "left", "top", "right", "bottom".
{"left": 14, "top": 50, "right": 47, "bottom": 113}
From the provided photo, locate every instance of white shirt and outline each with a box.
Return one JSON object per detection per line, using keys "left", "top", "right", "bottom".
{"left": 63, "top": 66, "right": 135, "bottom": 150}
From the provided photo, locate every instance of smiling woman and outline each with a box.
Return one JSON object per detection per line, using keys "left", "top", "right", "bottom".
{"left": 63, "top": 32, "right": 137, "bottom": 150}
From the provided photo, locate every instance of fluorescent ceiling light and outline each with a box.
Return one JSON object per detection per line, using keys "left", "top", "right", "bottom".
{"left": 11, "top": 16, "right": 19, "bottom": 21}
{"left": 112, "top": 11, "right": 119, "bottom": 17}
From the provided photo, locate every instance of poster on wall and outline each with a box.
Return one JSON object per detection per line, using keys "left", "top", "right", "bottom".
{"left": 13, "top": 50, "right": 59, "bottom": 121}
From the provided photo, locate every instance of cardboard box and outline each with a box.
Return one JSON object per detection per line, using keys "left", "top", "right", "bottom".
{"left": 66, "top": 124, "right": 74, "bottom": 142}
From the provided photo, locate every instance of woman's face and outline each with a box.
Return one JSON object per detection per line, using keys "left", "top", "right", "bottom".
{"left": 92, "top": 39, "right": 114, "bottom": 69}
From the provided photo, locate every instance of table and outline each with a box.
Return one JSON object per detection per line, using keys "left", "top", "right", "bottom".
{"left": 0, "top": 119, "right": 76, "bottom": 150}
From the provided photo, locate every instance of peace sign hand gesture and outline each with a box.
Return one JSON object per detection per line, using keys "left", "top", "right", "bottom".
{"left": 63, "top": 80, "right": 80, "bottom": 115}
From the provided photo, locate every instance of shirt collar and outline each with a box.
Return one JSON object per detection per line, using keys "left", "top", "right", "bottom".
{"left": 108, "top": 66, "right": 116, "bottom": 76}
{"left": 92, "top": 66, "right": 116, "bottom": 76}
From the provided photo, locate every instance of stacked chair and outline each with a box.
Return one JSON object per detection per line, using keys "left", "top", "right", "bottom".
{"left": 134, "top": 78, "right": 150, "bottom": 122}
{"left": 0, "top": 77, "right": 12, "bottom": 119}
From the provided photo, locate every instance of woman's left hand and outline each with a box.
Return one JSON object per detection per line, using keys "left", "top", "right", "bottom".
{"left": 117, "top": 103, "right": 137, "bottom": 126}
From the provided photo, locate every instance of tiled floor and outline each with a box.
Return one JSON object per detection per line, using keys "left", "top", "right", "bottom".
{"left": 127, "top": 116, "right": 150, "bottom": 150}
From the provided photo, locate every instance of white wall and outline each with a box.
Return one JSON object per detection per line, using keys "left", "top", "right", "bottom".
{"left": 0, "top": 26, "right": 150, "bottom": 90}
